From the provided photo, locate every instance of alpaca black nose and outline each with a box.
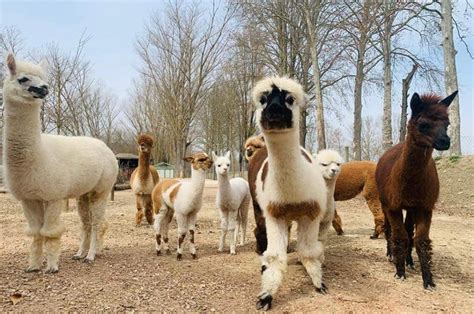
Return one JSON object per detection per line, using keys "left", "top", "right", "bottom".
{"left": 434, "top": 136, "right": 450, "bottom": 151}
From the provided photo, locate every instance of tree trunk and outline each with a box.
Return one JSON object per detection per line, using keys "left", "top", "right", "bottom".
{"left": 441, "top": 0, "right": 461, "bottom": 155}
{"left": 353, "top": 44, "right": 366, "bottom": 161}
{"left": 382, "top": 1, "right": 393, "bottom": 151}
{"left": 399, "top": 63, "right": 418, "bottom": 143}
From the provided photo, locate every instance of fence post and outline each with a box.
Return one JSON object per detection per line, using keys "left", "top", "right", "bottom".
{"left": 344, "top": 146, "right": 350, "bottom": 162}
{"left": 111, "top": 184, "right": 115, "bottom": 201}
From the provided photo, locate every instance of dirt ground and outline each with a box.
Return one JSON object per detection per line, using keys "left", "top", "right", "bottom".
{"left": 1, "top": 177, "right": 473, "bottom": 312}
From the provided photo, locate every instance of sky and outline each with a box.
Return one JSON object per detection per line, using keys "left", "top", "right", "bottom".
{"left": 1, "top": 0, "right": 473, "bottom": 152}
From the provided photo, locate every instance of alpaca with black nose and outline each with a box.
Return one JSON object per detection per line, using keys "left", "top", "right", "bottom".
{"left": 376, "top": 91, "right": 458, "bottom": 289}
{"left": 248, "top": 77, "right": 328, "bottom": 310}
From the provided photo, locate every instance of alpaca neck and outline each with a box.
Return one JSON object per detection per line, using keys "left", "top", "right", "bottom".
{"left": 400, "top": 132, "right": 433, "bottom": 177}
{"left": 325, "top": 179, "right": 337, "bottom": 199}
{"left": 190, "top": 167, "right": 206, "bottom": 194}
{"left": 3, "top": 100, "right": 43, "bottom": 165}
{"left": 138, "top": 152, "right": 151, "bottom": 181}
{"left": 265, "top": 130, "right": 303, "bottom": 179}
{"left": 217, "top": 173, "right": 232, "bottom": 200}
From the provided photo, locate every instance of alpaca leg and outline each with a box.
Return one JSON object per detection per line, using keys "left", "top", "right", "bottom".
{"left": 188, "top": 211, "right": 198, "bottom": 259}
{"left": 218, "top": 210, "right": 228, "bottom": 252}
{"left": 404, "top": 210, "right": 415, "bottom": 269}
{"left": 41, "top": 200, "right": 66, "bottom": 273}
{"left": 383, "top": 208, "right": 392, "bottom": 260}
{"left": 163, "top": 208, "right": 173, "bottom": 254}
{"left": 386, "top": 209, "right": 408, "bottom": 280}
{"left": 414, "top": 210, "right": 435, "bottom": 289}
{"left": 73, "top": 195, "right": 91, "bottom": 260}
{"left": 176, "top": 213, "right": 188, "bottom": 260}
{"left": 331, "top": 209, "right": 344, "bottom": 235}
{"left": 96, "top": 220, "right": 108, "bottom": 254}
{"left": 239, "top": 201, "right": 249, "bottom": 246}
{"left": 153, "top": 205, "right": 168, "bottom": 255}
{"left": 144, "top": 195, "right": 154, "bottom": 225}
{"left": 228, "top": 210, "right": 238, "bottom": 255}
{"left": 256, "top": 216, "right": 288, "bottom": 311}
{"left": 135, "top": 195, "right": 144, "bottom": 227}
{"left": 366, "top": 197, "right": 385, "bottom": 239}
{"left": 84, "top": 194, "right": 107, "bottom": 262}
{"left": 22, "top": 200, "right": 45, "bottom": 272}
{"left": 297, "top": 217, "right": 327, "bottom": 293}
{"left": 253, "top": 200, "right": 268, "bottom": 255}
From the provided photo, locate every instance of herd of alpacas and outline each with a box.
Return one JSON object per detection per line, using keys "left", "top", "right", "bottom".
{"left": 2, "top": 54, "right": 458, "bottom": 310}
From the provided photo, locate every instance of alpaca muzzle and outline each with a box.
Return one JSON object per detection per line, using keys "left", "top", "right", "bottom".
{"left": 28, "top": 86, "right": 49, "bottom": 99}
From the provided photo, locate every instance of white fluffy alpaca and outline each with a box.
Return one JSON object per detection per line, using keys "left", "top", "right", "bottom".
{"left": 152, "top": 152, "right": 213, "bottom": 260}
{"left": 2, "top": 54, "right": 118, "bottom": 273}
{"left": 212, "top": 151, "right": 250, "bottom": 255}
{"left": 315, "top": 149, "right": 344, "bottom": 249}
{"left": 251, "top": 76, "right": 328, "bottom": 310}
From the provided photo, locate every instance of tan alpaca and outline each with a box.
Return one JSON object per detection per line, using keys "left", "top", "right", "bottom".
{"left": 130, "top": 134, "right": 160, "bottom": 226}
{"left": 333, "top": 161, "right": 384, "bottom": 238}
{"left": 244, "top": 135, "right": 384, "bottom": 239}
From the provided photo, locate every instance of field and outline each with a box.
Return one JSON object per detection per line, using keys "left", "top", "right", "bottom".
{"left": 0, "top": 157, "right": 473, "bottom": 312}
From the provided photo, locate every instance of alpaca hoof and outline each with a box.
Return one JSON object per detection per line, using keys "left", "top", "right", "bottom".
{"left": 230, "top": 250, "right": 236, "bottom": 255}
{"left": 177, "top": 253, "right": 182, "bottom": 261}
{"left": 423, "top": 281, "right": 436, "bottom": 291}
{"left": 83, "top": 257, "right": 94, "bottom": 264}
{"left": 316, "top": 282, "right": 328, "bottom": 294}
{"left": 256, "top": 293, "right": 272, "bottom": 311}
{"left": 370, "top": 234, "right": 379, "bottom": 239}
{"left": 72, "top": 255, "right": 84, "bottom": 260}
{"left": 191, "top": 253, "right": 197, "bottom": 260}
{"left": 386, "top": 253, "right": 393, "bottom": 262}
{"left": 217, "top": 247, "right": 224, "bottom": 253}
{"left": 156, "top": 250, "right": 161, "bottom": 256}
{"left": 45, "top": 266, "right": 59, "bottom": 274}
{"left": 406, "top": 262, "right": 415, "bottom": 270}
{"left": 394, "top": 273, "right": 406, "bottom": 280}
{"left": 337, "top": 230, "right": 344, "bottom": 236}
{"left": 25, "top": 267, "right": 41, "bottom": 273}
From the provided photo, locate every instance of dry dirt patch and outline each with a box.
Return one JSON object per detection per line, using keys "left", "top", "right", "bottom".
{"left": 0, "top": 181, "right": 473, "bottom": 312}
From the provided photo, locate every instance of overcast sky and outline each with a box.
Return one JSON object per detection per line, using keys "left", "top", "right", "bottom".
{"left": 1, "top": 0, "right": 473, "bottom": 151}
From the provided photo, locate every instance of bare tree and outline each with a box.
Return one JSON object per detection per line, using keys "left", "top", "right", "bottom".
{"left": 136, "top": 1, "right": 234, "bottom": 176}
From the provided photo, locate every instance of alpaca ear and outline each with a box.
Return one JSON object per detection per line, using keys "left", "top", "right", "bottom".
{"left": 183, "top": 156, "right": 194, "bottom": 163}
{"left": 6, "top": 53, "right": 16, "bottom": 76}
{"left": 211, "top": 151, "right": 218, "bottom": 161}
{"left": 410, "top": 93, "right": 423, "bottom": 115}
{"left": 225, "top": 151, "right": 231, "bottom": 160}
{"left": 39, "top": 58, "right": 49, "bottom": 72}
{"left": 440, "top": 91, "right": 458, "bottom": 107}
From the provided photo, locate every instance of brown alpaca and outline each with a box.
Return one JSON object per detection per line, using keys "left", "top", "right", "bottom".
{"left": 244, "top": 134, "right": 265, "bottom": 161}
{"left": 130, "top": 134, "right": 160, "bottom": 226}
{"left": 332, "top": 161, "right": 384, "bottom": 239}
{"left": 376, "top": 91, "right": 457, "bottom": 289}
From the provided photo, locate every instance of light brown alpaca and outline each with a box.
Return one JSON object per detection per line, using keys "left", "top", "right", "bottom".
{"left": 333, "top": 161, "right": 384, "bottom": 239}
{"left": 130, "top": 134, "right": 159, "bottom": 226}
{"left": 245, "top": 135, "right": 384, "bottom": 239}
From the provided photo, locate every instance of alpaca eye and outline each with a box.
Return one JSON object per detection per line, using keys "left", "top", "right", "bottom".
{"left": 227, "top": 164, "right": 230, "bottom": 167}
{"left": 18, "top": 77, "right": 30, "bottom": 84}
{"left": 419, "top": 123, "right": 430, "bottom": 132}
{"left": 286, "top": 96, "right": 294, "bottom": 105}
{"left": 321, "top": 163, "right": 328, "bottom": 167}
{"left": 336, "top": 163, "right": 340, "bottom": 166}
{"left": 259, "top": 95, "right": 267, "bottom": 104}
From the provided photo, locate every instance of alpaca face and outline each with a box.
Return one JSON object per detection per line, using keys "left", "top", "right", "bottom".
{"left": 3, "top": 54, "right": 49, "bottom": 104}
{"left": 137, "top": 135, "right": 154, "bottom": 154}
{"left": 244, "top": 135, "right": 265, "bottom": 161}
{"left": 184, "top": 152, "right": 213, "bottom": 171}
{"left": 252, "top": 77, "right": 307, "bottom": 133}
{"left": 316, "top": 150, "right": 343, "bottom": 180}
{"left": 212, "top": 151, "right": 231, "bottom": 175}
{"left": 409, "top": 92, "right": 458, "bottom": 151}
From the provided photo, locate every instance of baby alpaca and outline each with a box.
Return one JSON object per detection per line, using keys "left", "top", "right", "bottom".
{"left": 152, "top": 152, "right": 213, "bottom": 260}
{"left": 315, "top": 149, "right": 343, "bottom": 248}
{"left": 130, "top": 134, "right": 160, "bottom": 226}
{"left": 212, "top": 151, "right": 250, "bottom": 255}
{"left": 2, "top": 54, "right": 118, "bottom": 273}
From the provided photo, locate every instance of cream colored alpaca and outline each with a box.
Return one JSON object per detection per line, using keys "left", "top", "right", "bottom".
{"left": 315, "top": 149, "right": 344, "bottom": 251}
{"left": 152, "top": 152, "right": 213, "bottom": 260}
{"left": 212, "top": 151, "right": 250, "bottom": 255}
{"left": 250, "top": 77, "right": 328, "bottom": 310}
{"left": 2, "top": 54, "right": 118, "bottom": 273}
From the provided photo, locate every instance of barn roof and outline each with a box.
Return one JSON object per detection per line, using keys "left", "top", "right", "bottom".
{"left": 116, "top": 153, "right": 138, "bottom": 160}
